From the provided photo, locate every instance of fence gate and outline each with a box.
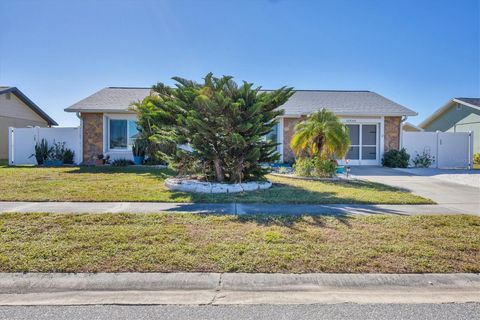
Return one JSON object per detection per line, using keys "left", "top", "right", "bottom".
{"left": 9, "top": 127, "right": 82, "bottom": 165}
{"left": 402, "top": 131, "right": 474, "bottom": 168}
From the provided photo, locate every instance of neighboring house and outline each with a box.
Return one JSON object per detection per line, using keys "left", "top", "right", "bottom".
{"left": 419, "top": 98, "right": 480, "bottom": 153}
{"left": 402, "top": 122, "right": 424, "bottom": 132}
{"left": 65, "top": 87, "right": 417, "bottom": 165}
{"left": 0, "top": 86, "right": 57, "bottom": 159}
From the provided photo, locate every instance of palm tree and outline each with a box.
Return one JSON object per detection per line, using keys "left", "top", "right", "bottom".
{"left": 290, "top": 109, "right": 350, "bottom": 160}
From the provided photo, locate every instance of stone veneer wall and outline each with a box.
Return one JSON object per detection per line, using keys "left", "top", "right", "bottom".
{"left": 81, "top": 113, "right": 104, "bottom": 164}
{"left": 282, "top": 117, "right": 304, "bottom": 163}
{"left": 384, "top": 116, "right": 401, "bottom": 152}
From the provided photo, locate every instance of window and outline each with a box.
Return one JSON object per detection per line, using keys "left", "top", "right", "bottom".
{"left": 109, "top": 119, "right": 139, "bottom": 150}
{"left": 265, "top": 123, "right": 278, "bottom": 144}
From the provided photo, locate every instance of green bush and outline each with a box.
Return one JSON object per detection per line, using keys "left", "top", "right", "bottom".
{"left": 293, "top": 158, "right": 316, "bottom": 177}
{"left": 294, "top": 157, "right": 336, "bottom": 178}
{"left": 111, "top": 159, "right": 135, "bottom": 166}
{"left": 381, "top": 148, "right": 410, "bottom": 168}
{"left": 62, "top": 149, "right": 75, "bottom": 164}
{"left": 412, "top": 150, "right": 433, "bottom": 168}
{"left": 474, "top": 153, "right": 480, "bottom": 165}
{"left": 29, "top": 138, "right": 49, "bottom": 165}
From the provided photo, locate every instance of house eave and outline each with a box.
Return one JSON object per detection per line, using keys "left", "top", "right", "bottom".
{"left": 64, "top": 108, "right": 136, "bottom": 114}
{"left": 279, "top": 112, "right": 417, "bottom": 118}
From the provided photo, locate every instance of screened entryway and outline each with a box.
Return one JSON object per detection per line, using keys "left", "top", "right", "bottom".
{"left": 345, "top": 124, "right": 379, "bottom": 165}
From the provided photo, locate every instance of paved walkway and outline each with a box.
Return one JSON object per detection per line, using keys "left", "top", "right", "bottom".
{"left": 0, "top": 201, "right": 469, "bottom": 215}
{"left": 350, "top": 166, "right": 480, "bottom": 215}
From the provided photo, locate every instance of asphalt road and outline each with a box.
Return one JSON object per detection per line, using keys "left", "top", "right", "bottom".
{"left": 0, "top": 304, "right": 479, "bottom": 320}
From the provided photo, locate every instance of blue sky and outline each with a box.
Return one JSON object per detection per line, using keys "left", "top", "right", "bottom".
{"left": 0, "top": 0, "right": 478, "bottom": 127}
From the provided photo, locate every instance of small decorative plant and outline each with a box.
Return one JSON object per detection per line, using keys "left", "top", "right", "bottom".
{"left": 95, "top": 154, "right": 110, "bottom": 166}
{"left": 111, "top": 158, "right": 134, "bottom": 166}
{"left": 132, "top": 139, "right": 147, "bottom": 165}
{"left": 412, "top": 150, "right": 434, "bottom": 168}
{"left": 474, "top": 153, "right": 480, "bottom": 165}
{"left": 43, "top": 141, "right": 66, "bottom": 166}
{"left": 30, "top": 138, "right": 49, "bottom": 165}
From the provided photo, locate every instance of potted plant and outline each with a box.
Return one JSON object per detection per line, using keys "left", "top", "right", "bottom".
{"left": 44, "top": 141, "right": 66, "bottom": 166}
{"left": 95, "top": 154, "right": 110, "bottom": 166}
{"left": 29, "top": 138, "right": 49, "bottom": 165}
{"left": 132, "top": 139, "right": 147, "bottom": 165}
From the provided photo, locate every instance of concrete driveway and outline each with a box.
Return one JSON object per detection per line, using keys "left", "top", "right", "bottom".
{"left": 350, "top": 166, "right": 480, "bottom": 215}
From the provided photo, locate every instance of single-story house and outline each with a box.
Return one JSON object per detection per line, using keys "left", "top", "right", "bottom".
{"left": 419, "top": 98, "right": 480, "bottom": 153}
{"left": 0, "top": 86, "right": 57, "bottom": 159}
{"left": 65, "top": 87, "right": 417, "bottom": 165}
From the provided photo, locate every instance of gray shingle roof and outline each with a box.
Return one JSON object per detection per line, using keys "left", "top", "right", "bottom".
{"left": 65, "top": 87, "right": 417, "bottom": 116}
{"left": 64, "top": 87, "right": 152, "bottom": 113}
{"left": 278, "top": 90, "right": 416, "bottom": 116}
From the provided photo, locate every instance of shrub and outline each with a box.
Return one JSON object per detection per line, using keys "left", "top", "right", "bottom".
{"left": 381, "top": 148, "right": 410, "bottom": 168}
{"left": 294, "top": 157, "right": 336, "bottom": 177}
{"left": 29, "top": 138, "right": 49, "bottom": 165}
{"left": 412, "top": 150, "right": 433, "bottom": 168}
{"left": 474, "top": 153, "right": 480, "bottom": 165}
{"left": 111, "top": 159, "right": 134, "bottom": 166}
{"left": 47, "top": 141, "right": 66, "bottom": 161}
{"left": 315, "top": 158, "right": 336, "bottom": 177}
{"left": 132, "top": 139, "right": 147, "bottom": 157}
{"left": 293, "top": 158, "right": 315, "bottom": 177}
{"left": 62, "top": 149, "right": 75, "bottom": 164}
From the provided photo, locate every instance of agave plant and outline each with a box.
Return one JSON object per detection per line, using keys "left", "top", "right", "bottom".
{"left": 29, "top": 138, "right": 49, "bottom": 165}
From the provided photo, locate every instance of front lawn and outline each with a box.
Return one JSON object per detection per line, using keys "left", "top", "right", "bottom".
{"left": 0, "top": 165, "right": 432, "bottom": 204}
{"left": 0, "top": 213, "right": 477, "bottom": 273}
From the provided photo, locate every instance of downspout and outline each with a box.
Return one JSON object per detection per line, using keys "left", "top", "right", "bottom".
{"left": 76, "top": 112, "right": 83, "bottom": 165}
{"left": 400, "top": 116, "right": 408, "bottom": 149}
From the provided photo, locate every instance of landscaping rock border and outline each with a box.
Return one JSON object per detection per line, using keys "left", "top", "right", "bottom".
{"left": 165, "top": 178, "right": 272, "bottom": 193}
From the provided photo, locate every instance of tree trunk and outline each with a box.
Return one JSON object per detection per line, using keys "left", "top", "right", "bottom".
{"left": 213, "top": 158, "right": 225, "bottom": 182}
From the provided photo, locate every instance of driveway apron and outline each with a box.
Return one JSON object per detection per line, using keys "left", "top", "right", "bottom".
{"left": 350, "top": 166, "right": 480, "bottom": 215}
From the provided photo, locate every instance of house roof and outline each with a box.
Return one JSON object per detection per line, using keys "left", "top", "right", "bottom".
{"left": 0, "top": 86, "right": 58, "bottom": 126}
{"left": 65, "top": 87, "right": 417, "bottom": 117}
{"left": 64, "top": 87, "right": 152, "bottom": 113}
{"left": 419, "top": 97, "right": 480, "bottom": 128}
{"left": 402, "top": 121, "right": 424, "bottom": 132}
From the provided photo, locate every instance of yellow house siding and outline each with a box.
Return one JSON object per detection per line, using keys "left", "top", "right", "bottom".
{"left": 0, "top": 94, "right": 50, "bottom": 159}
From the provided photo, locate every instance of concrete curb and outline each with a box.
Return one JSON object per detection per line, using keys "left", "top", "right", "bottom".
{"left": 0, "top": 273, "right": 479, "bottom": 305}
{"left": 1, "top": 273, "right": 479, "bottom": 293}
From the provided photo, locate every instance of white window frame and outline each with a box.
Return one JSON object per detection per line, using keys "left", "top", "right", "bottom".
{"left": 104, "top": 114, "right": 139, "bottom": 153}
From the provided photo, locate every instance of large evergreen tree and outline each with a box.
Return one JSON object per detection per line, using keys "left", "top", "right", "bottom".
{"left": 133, "top": 73, "right": 293, "bottom": 183}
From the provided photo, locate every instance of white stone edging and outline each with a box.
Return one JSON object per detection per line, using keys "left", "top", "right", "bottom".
{"left": 165, "top": 178, "right": 272, "bottom": 193}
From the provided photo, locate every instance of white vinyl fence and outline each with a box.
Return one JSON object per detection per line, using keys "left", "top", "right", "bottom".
{"left": 8, "top": 127, "right": 82, "bottom": 165}
{"left": 402, "top": 131, "right": 474, "bottom": 168}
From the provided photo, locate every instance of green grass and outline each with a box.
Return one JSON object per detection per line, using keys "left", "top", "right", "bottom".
{"left": 474, "top": 163, "right": 480, "bottom": 170}
{"left": 0, "top": 213, "right": 477, "bottom": 273}
{"left": 0, "top": 165, "right": 431, "bottom": 204}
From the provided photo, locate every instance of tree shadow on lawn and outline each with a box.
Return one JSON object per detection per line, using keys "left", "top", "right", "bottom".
{"left": 230, "top": 213, "right": 354, "bottom": 229}
{"left": 165, "top": 178, "right": 417, "bottom": 205}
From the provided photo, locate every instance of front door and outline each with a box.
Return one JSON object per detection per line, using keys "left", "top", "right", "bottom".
{"left": 343, "top": 124, "right": 379, "bottom": 165}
